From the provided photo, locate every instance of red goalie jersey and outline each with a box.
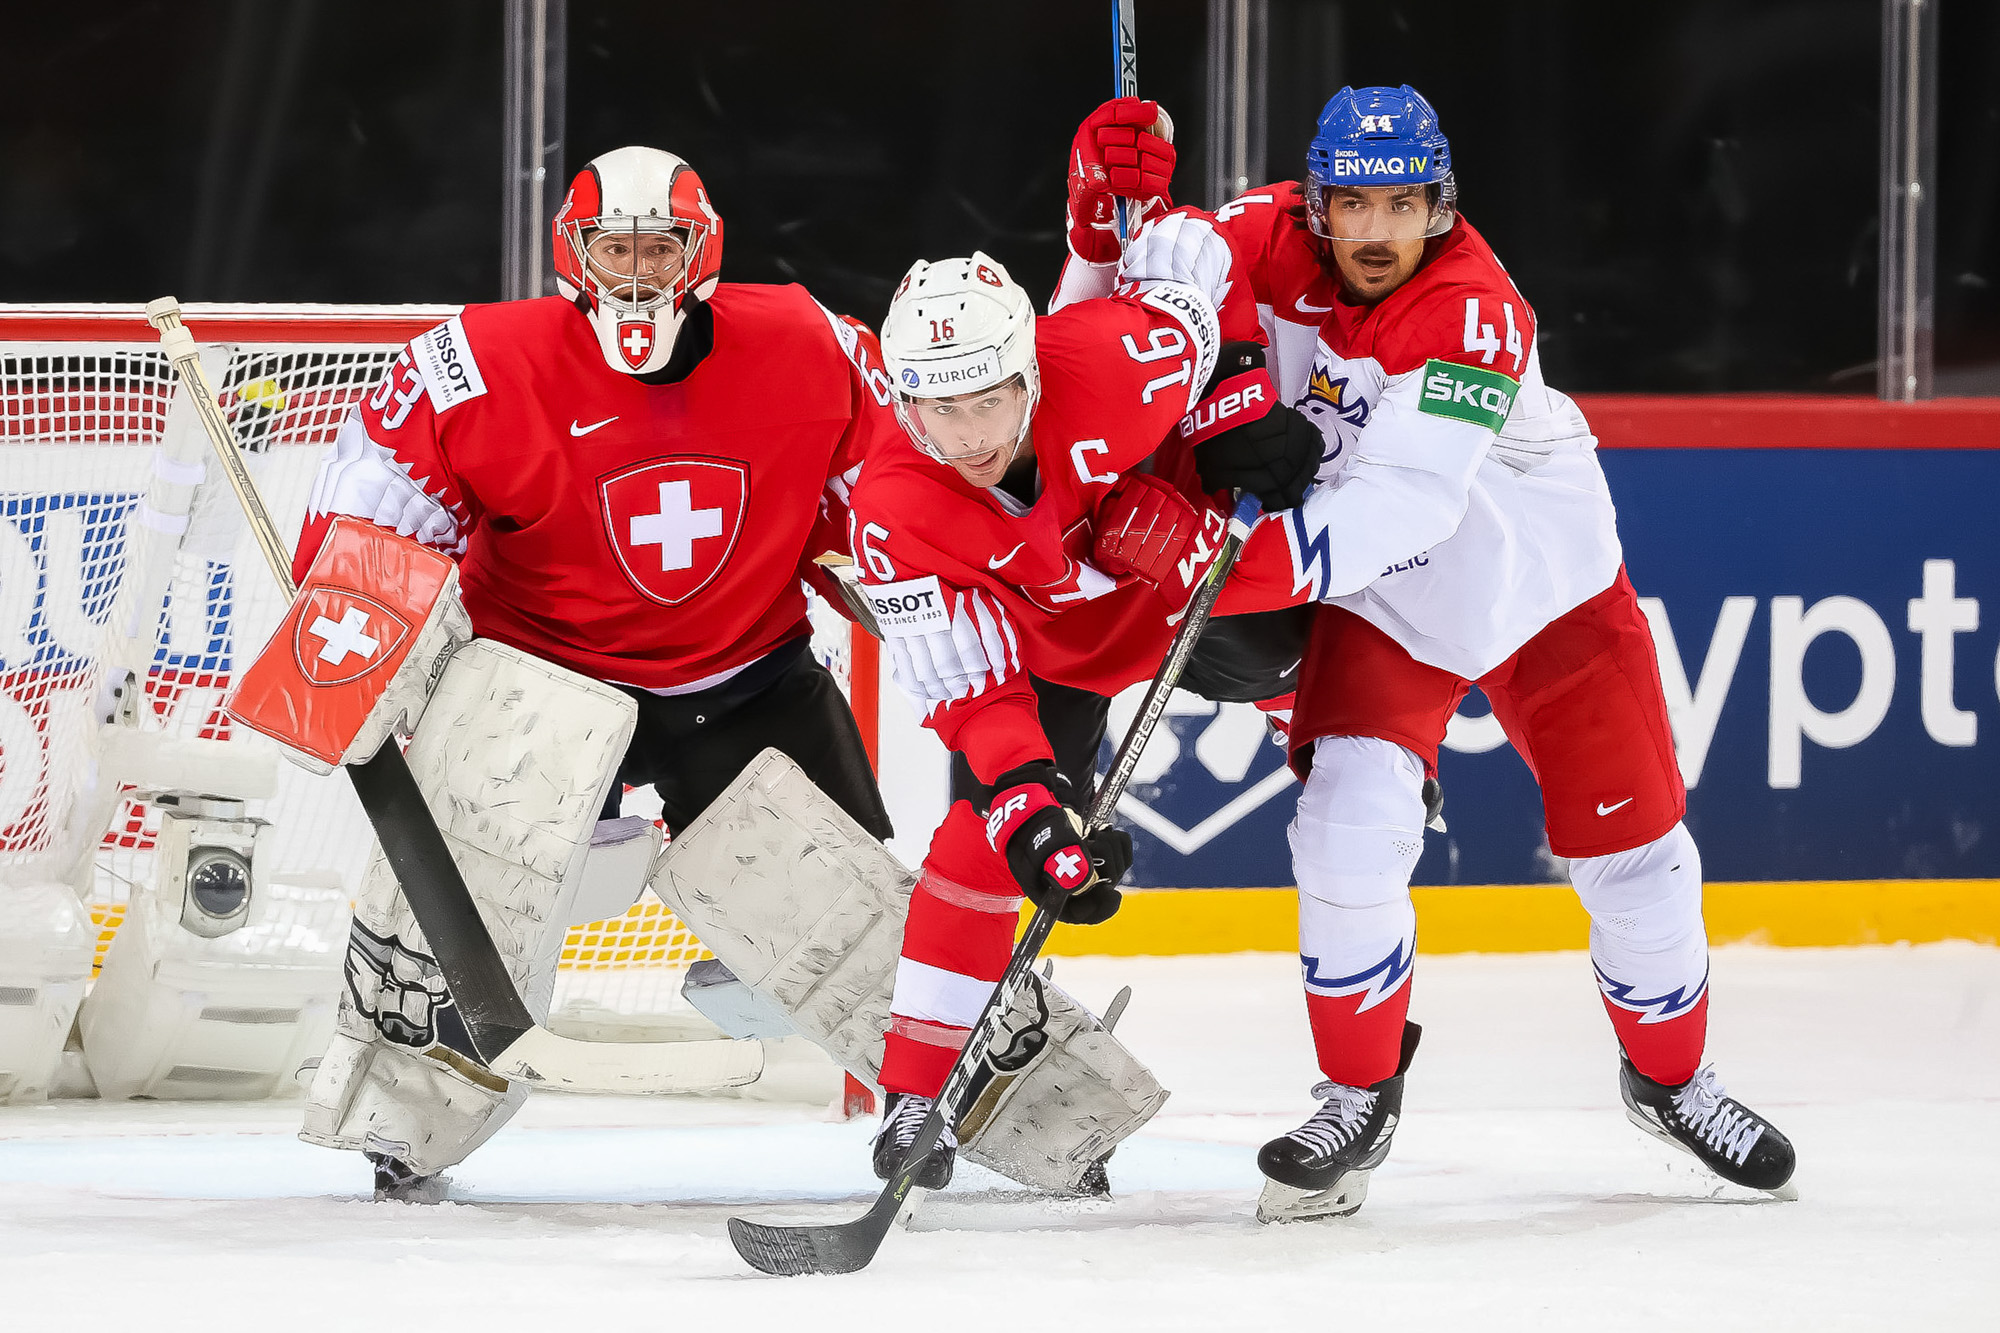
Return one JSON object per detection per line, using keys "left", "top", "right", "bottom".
{"left": 848, "top": 291, "right": 1296, "bottom": 784}
{"left": 295, "top": 288, "right": 901, "bottom": 690}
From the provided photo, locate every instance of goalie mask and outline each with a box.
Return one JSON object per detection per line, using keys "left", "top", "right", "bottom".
{"left": 552, "top": 145, "right": 723, "bottom": 375}
{"left": 879, "top": 252, "right": 1040, "bottom": 481}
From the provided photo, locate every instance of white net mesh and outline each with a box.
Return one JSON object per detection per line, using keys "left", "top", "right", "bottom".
{"left": 0, "top": 309, "right": 857, "bottom": 1028}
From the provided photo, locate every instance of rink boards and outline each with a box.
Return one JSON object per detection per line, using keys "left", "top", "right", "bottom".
{"left": 1081, "top": 395, "right": 2000, "bottom": 950}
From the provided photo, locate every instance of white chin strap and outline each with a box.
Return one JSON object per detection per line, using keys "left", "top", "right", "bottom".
{"left": 587, "top": 301, "right": 687, "bottom": 377}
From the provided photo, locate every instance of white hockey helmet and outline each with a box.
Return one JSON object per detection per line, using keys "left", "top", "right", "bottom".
{"left": 879, "top": 252, "right": 1040, "bottom": 462}
{"left": 552, "top": 145, "right": 724, "bottom": 376}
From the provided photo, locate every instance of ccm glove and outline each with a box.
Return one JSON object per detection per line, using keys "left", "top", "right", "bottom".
{"left": 1180, "top": 342, "right": 1322, "bottom": 512}
{"left": 984, "top": 768, "right": 1132, "bottom": 925}
{"left": 1093, "top": 472, "right": 1226, "bottom": 605}
{"left": 1067, "top": 97, "right": 1177, "bottom": 264}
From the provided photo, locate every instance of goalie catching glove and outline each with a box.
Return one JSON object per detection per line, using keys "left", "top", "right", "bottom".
{"left": 1179, "top": 342, "right": 1321, "bottom": 513}
{"left": 984, "top": 763, "right": 1132, "bottom": 925}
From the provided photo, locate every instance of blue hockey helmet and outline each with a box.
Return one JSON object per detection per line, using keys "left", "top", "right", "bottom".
{"left": 1304, "top": 85, "right": 1457, "bottom": 242}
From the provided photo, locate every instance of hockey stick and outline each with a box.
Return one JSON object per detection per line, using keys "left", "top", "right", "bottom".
{"left": 1111, "top": 0, "right": 1139, "bottom": 242}
{"left": 728, "top": 492, "right": 1263, "bottom": 1276}
{"left": 144, "top": 296, "right": 762, "bottom": 1096}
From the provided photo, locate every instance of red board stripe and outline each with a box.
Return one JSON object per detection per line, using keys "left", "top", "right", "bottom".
{"left": 1575, "top": 394, "right": 2000, "bottom": 450}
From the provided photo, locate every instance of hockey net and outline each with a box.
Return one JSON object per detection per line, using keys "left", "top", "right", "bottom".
{"left": 0, "top": 304, "right": 862, "bottom": 1041}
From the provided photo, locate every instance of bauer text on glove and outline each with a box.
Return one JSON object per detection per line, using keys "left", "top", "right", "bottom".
{"left": 1179, "top": 342, "right": 1321, "bottom": 512}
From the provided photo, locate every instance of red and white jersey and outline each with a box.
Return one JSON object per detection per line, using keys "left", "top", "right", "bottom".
{"left": 850, "top": 283, "right": 1297, "bottom": 783}
{"left": 1089, "top": 186, "right": 1623, "bottom": 679}
{"left": 296, "top": 286, "right": 899, "bottom": 691}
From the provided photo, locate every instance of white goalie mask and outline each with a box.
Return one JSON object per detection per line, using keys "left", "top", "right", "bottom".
{"left": 552, "top": 146, "right": 724, "bottom": 376}
{"left": 879, "top": 252, "right": 1040, "bottom": 469}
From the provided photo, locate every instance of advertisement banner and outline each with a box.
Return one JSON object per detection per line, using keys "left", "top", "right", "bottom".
{"left": 1115, "top": 441, "right": 2000, "bottom": 887}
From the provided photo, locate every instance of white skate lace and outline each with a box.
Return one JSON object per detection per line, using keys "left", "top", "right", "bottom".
{"left": 1670, "top": 1066, "right": 1765, "bottom": 1165}
{"left": 1287, "top": 1081, "right": 1379, "bottom": 1157}
{"left": 880, "top": 1095, "right": 957, "bottom": 1152}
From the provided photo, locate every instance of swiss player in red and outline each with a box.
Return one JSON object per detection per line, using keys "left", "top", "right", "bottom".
{"left": 1061, "top": 90, "right": 1796, "bottom": 1218}
{"left": 293, "top": 146, "right": 896, "bottom": 1197}
{"left": 847, "top": 191, "right": 1321, "bottom": 1183}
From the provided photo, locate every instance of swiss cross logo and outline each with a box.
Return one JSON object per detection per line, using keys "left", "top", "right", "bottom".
{"left": 1049, "top": 849, "right": 1088, "bottom": 888}
{"left": 599, "top": 457, "right": 749, "bottom": 605}
{"left": 290, "top": 588, "right": 411, "bottom": 687}
{"left": 617, "top": 320, "right": 654, "bottom": 369}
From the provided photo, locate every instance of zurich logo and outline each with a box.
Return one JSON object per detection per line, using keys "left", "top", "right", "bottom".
{"left": 901, "top": 368, "right": 921, "bottom": 388}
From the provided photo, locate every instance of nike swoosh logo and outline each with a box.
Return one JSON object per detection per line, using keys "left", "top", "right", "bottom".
{"left": 1597, "top": 797, "right": 1635, "bottom": 816}
{"left": 987, "top": 542, "right": 1027, "bottom": 570}
{"left": 570, "top": 416, "right": 618, "bottom": 437}
{"left": 1296, "top": 297, "right": 1333, "bottom": 315}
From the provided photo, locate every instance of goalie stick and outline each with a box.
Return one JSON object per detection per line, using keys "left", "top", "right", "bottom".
{"left": 144, "top": 296, "right": 762, "bottom": 1097}
{"left": 727, "top": 493, "right": 1263, "bottom": 1276}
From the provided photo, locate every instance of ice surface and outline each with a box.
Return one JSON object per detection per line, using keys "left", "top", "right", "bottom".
{"left": 1, "top": 944, "right": 1994, "bottom": 1331}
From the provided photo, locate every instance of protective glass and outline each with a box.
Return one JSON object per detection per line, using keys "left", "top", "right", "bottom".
{"left": 894, "top": 374, "right": 1038, "bottom": 464}
{"left": 581, "top": 222, "right": 689, "bottom": 308}
{"left": 1306, "top": 182, "right": 1454, "bottom": 243}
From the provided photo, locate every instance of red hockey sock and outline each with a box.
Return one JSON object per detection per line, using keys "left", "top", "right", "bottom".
{"left": 1304, "top": 978, "right": 1414, "bottom": 1089}
{"left": 1603, "top": 989, "right": 1708, "bottom": 1087}
{"left": 879, "top": 801, "right": 1021, "bottom": 1098}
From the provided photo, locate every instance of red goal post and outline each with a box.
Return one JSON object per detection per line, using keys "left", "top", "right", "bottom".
{"left": 0, "top": 302, "right": 873, "bottom": 1039}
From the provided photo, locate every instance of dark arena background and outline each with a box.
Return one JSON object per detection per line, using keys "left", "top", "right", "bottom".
{"left": 0, "top": 4, "right": 1995, "bottom": 1327}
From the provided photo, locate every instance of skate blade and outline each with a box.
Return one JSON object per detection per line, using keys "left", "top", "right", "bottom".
{"left": 894, "top": 1185, "right": 929, "bottom": 1229}
{"left": 1255, "top": 1169, "right": 1370, "bottom": 1224}
{"left": 1623, "top": 1107, "right": 1799, "bottom": 1201}
{"left": 375, "top": 1174, "right": 450, "bottom": 1205}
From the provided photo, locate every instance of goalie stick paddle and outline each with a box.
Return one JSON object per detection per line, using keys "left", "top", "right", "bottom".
{"left": 727, "top": 493, "right": 1263, "bottom": 1277}
{"left": 144, "top": 297, "right": 763, "bottom": 1097}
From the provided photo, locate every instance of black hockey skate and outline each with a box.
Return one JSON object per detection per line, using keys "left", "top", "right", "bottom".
{"left": 1619, "top": 1054, "right": 1797, "bottom": 1198}
{"left": 1256, "top": 1022, "right": 1421, "bottom": 1223}
{"left": 871, "top": 1092, "right": 956, "bottom": 1191}
{"left": 367, "top": 1151, "right": 447, "bottom": 1204}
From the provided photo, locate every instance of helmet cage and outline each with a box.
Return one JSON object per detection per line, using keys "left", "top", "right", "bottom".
{"left": 557, "top": 212, "right": 713, "bottom": 317}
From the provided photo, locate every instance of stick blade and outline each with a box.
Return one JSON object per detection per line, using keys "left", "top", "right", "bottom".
{"left": 490, "top": 1025, "right": 765, "bottom": 1096}
{"left": 728, "top": 1216, "right": 882, "bottom": 1277}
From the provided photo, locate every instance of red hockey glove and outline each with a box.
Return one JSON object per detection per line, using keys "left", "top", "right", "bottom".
{"left": 1093, "top": 472, "right": 1227, "bottom": 606}
{"left": 984, "top": 770, "right": 1132, "bottom": 925}
{"left": 1067, "top": 97, "right": 1176, "bottom": 264}
{"left": 1179, "top": 342, "right": 1322, "bottom": 512}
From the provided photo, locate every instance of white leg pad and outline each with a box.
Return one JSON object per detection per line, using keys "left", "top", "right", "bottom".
{"left": 649, "top": 749, "right": 913, "bottom": 1082}
{"left": 957, "top": 972, "right": 1169, "bottom": 1194}
{"left": 0, "top": 883, "right": 95, "bottom": 1105}
{"left": 302, "top": 639, "right": 636, "bottom": 1171}
{"left": 653, "top": 749, "right": 1170, "bottom": 1193}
